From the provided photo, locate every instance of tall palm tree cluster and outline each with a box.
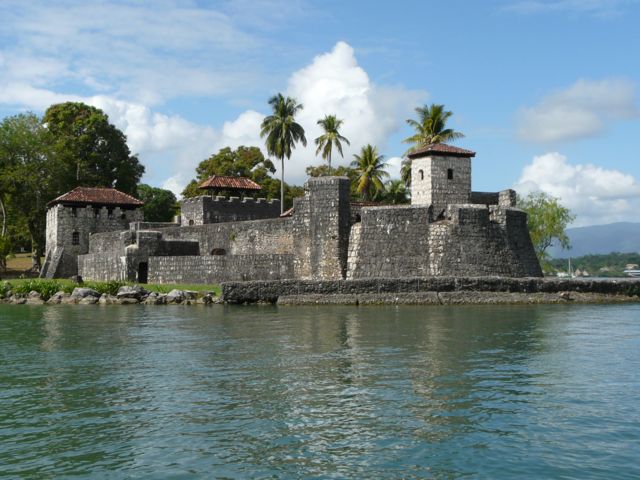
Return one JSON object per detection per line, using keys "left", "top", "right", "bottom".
{"left": 260, "top": 94, "right": 464, "bottom": 210}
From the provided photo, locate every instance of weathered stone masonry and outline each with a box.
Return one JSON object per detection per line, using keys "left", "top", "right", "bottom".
{"left": 44, "top": 143, "right": 543, "bottom": 284}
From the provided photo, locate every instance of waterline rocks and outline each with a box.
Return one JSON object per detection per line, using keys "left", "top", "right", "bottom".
{"left": 222, "top": 277, "right": 640, "bottom": 305}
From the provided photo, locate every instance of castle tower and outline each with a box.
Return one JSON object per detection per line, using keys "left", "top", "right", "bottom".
{"left": 41, "top": 187, "right": 144, "bottom": 278}
{"left": 409, "top": 143, "right": 475, "bottom": 217}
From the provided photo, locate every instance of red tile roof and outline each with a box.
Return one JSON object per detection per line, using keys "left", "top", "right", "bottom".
{"left": 47, "top": 187, "right": 144, "bottom": 207}
{"left": 407, "top": 143, "right": 476, "bottom": 159}
{"left": 198, "top": 175, "right": 262, "bottom": 191}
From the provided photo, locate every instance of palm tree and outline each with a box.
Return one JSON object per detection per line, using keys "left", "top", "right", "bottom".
{"left": 314, "top": 114, "right": 350, "bottom": 173}
{"left": 382, "top": 179, "right": 409, "bottom": 204}
{"left": 351, "top": 144, "right": 389, "bottom": 201}
{"left": 260, "top": 93, "right": 307, "bottom": 213}
{"left": 401, "top": 103, "right": 464, "bottom": 186}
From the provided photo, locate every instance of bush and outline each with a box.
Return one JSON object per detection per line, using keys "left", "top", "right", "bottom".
{"left": 9, "top": 279, "right": 67, "bottom": 300}
{"left": 83, "top": 280, "right": 126, "bottom": 296}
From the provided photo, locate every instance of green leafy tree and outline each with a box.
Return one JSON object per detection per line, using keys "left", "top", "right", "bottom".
{"left": 314, "top": 114, "right": 350, "bottom": 172}
{"left": 306, "top": 164, "right": 360, "bottom": 199}
{"left": 351, "top": 145, "right": 389, "bottom": 201}
{"left": 260, "top": 93, "right": 307, "bottom": 213}
{"left": 518, "top": 191, "right": 575, "bottom": 268}
{"left": 182, "top": 146, "right": 303, "bottom": 209}
{"left": 401, "top": 103, "right": 464, "bottom": 186}
{"left": 137, "top": 184, "right": 179, "bottom": 222}
{"left": 0, "top": 113, "right": 56, "bottom": 271}
{"left": 380, "top": 179, "right": 409, "bottom": 204}
{"left": 43, "top": 102, "right": 144, "bottom": 195}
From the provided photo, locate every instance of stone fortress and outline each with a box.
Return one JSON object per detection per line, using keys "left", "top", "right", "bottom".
{"left": 40, "top": 143, "right": 543, "bottom": 283}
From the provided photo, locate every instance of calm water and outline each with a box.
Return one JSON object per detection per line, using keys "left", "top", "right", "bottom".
{"left": 1, "top": 304, "right": 639, "bottom": 479}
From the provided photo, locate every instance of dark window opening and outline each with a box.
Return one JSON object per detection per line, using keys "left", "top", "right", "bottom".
{"left": 93, "top": 207, "right": 100, "bottom": 218}
{"left": 71, "top": 207, "right": 77, "bottom": 217}
{"left": 447, "top": 168, "right": 453, "bottom": 180}
{"left": 188, "top": 219, "right": 195, "bottom": 226}
{"left": 107, "top": 207, "right": 114, "bottom": 218}
{"left": 72, "top": 231, "right": 80, "bottom": 245}
{"left": 120, "top": 213, "right": 126, "bottom": 220}
{"left": 354, "top": 213, "right": 362, "bottom": 223}
{"left": 138, "top": 262, "right": 148, "bottom": 284}
{"left": 419, "top": 169, "right": 424, "bottom": 181}
{"left": 211, "top": 248, "right": 226, "bottom": 256}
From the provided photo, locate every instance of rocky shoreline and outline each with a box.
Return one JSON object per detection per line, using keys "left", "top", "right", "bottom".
{"left": 3, "top": 277, "right": 640, "bottom": 306}
{"left": 0, "top": 285, "right": 221, "bottom": 306}
{"left": 222, "top": 277, "right": 640, "bottom": 305}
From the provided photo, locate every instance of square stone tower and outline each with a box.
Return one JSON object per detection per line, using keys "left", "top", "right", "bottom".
{"left": 41, "top": 187, "right": 144, "bottom": 278}
{"left": 409, "top": 143, "right": 475, "bottom": 216}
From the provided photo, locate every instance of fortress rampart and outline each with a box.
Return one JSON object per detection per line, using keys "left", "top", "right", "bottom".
{"left": 181, "top": 195, "right": 280, "bottom": 225}
{"left": 44, "top": 144, "right": 544, "bottom": 284}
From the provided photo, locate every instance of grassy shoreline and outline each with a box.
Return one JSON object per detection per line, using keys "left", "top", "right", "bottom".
{"left": 1, "top": 278, "right": 220, "bottom": 300}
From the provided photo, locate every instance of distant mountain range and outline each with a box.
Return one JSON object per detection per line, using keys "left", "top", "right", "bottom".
{"left": 548, "top": 222, "right": 640, "bottom": 258}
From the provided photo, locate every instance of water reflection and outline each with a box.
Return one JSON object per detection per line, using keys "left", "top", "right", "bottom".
{"left": 1, "top": 303, "right": 639, "bottom": 479}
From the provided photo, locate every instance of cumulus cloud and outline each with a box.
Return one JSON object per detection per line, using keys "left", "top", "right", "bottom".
{"left": 0, "top": 39, "right": 424, "bottom": 196}
{"left": 514, "top": 152, "right": 640, "bottom": 226}
{"left": 182, "top": 41, "right": 425, "bottom": 190}
{"left": 517, "top": 78, "right": 639, "bottom": 143}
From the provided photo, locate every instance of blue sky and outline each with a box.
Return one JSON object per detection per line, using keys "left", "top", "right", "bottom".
{"left": 0, "top": 0, "right": 639, "bottom": 226}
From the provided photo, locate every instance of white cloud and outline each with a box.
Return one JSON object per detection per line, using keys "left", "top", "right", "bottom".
{"left": 517, "top": 78, "right": 639, "bottom": 143}
{"left": 184, "top": 41, "right": 425, "bottom": 190}
{"left": 0, "top": 40, "right": 424, "bottom": 196}
{"left": 0, "top": 1, "right": 273, "bottom": 104}
{"left": 514, "top": 152, "right": 640, "bottom": 226}
{"left": 503, "top": 0, "right": 637, "bottom": 16}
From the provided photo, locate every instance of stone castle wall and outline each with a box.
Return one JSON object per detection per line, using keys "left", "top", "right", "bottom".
{"left": 181, "top": 196, "right": 280, "bottom": 225}
{"left": 60, "top": 174, "right": 542, "bottom": 284}
{"left": 411, "top": 156, "right": 472, "bottom": 215}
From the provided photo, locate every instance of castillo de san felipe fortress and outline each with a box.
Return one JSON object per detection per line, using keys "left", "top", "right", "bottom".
{"left": 39, "top": 143, "right": 543, "bottom": 286}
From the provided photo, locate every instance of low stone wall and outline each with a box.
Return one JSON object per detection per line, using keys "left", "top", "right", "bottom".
{"left": 148, "top": 254, "right": 294, "bottom": 284}
{"left": 78, "top": 251, "right": 127, "bottom": 282}
{"left": 221, "top": 277, "right": 640, "bottom": 304}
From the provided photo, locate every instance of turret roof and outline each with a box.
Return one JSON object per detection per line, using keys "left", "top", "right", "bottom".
{"left": 198, "top": 175, "right": 262, "bottom": 191}
{"left": 407, "top": 143, "right": 476, "bottom": 159}
{"left": 47, "top": 187, "right": 144, "bottom": 207}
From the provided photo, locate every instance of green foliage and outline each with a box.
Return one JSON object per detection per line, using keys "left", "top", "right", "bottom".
{"left": 8, "top": 279, "right": 70, "bottom": 300}
{"left": 306, "top": 164, "right": 360, "bottom": 199}
{"left": 0, "top": 235, "right": 11, "bottom": 272}
{"left": 182, "top": 146, "right": 303, "bottom": 209}
{"left": 82, "top": 280, "right": 127, "bottom": 295}
{"left": 43, "top": 102, "right": 144, "bottom": 195}
{"left": 401, "top": 103, "right": 464, "bottom": 186}
{"left": 260, "top": 93, "right": 307, "bottom": 212}
{"left": 314, "top": 114, "right": 350, "bottom": 171}
{"left": 137, "top": 184, "right": 178, "bottom": 222}
{"left": 351, "top": 145, "right": 389, "bottom": 201}
{"left": 517, "top": 192, "right": 575, "bottom": 268}
{"left": 548, "top": 252, "right": 640, "bottom": 277}
{"left": 378, "top": 179, "right": 410, "bottom": 204}
{"left": 0, "top": 112, "right": 56, "bottom": 269}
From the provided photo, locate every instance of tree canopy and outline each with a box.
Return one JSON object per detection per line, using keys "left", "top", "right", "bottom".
{"left": 351, "top": 145, "right": 389, "bottom": 201}
{"left": 314, "top": 114, "right": 349, "bottom": 172}
{"left": 518, "top": 191, "right": 575, "bottom": 268}
{"left": 137, "top": 184, "right": 179, "bottom": 223}
{"left": 43, "top": 102, "right": 144, "bottom": 195}
{"left": 401, "top": 103, "right": 464, "bottom": 186}
{"left": 182, "top": 146, "right": 304, "bottom": 209}
{"left": 260, "top": 93, "right": 306, "bottom": 213}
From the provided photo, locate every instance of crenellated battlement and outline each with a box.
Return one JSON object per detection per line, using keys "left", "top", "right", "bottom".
{"left": 181, "top": 195, "right": 281, "bottom": 225}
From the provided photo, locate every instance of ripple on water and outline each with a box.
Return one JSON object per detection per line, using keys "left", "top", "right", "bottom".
{"left": 0, "top": 303, "right": 639, "bottom": 478}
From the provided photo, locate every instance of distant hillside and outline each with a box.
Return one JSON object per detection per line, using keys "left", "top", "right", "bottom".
{"left": 549, "top": 222, "right": 640, "bottom": 258}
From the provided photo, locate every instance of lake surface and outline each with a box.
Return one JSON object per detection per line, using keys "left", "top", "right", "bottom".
{"left": 1, "top": 304, "right": 639, "bottom": 479}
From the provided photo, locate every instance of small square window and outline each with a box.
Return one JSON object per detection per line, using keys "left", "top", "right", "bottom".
{"left": 72, "top": 231, "right": 80, "bottom": 245}
{"left": 447, "top": 168, "right": 453, "bottom": 180}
